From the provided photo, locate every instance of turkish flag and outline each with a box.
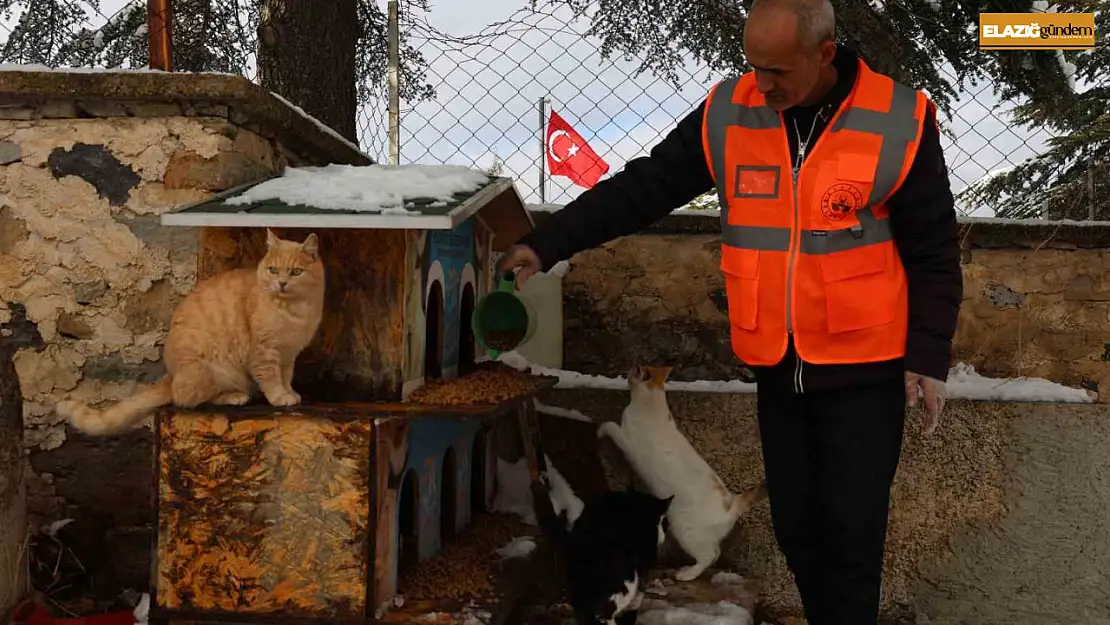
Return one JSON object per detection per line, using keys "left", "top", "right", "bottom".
{"left": 546, "top": 109, "right": 609, "bottom": 188}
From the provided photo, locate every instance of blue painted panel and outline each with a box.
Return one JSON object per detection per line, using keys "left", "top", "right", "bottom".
{"left": 426, "top": 218, "right": 476, "bottom": 374}
{"left": 402, "top": 417, "right": 484, "bottom": 559}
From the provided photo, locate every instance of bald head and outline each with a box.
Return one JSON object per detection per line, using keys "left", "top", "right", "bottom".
{"left": 743, "top": 0, "right": 839, "bottom": 110}
{"left": 749, "top": 0, "right": 836, "bottom": 49}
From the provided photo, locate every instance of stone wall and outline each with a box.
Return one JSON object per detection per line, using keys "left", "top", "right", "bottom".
{"left": 0, "top": 69, "right": 368, "bottom": 604}
{"left": 540, "top": 211, "right": 1110, "bottom": 397}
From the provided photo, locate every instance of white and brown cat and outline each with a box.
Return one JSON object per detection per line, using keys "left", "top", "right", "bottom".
{"left": 597, "top": 364, "right": 766, "bottom": 581}
{"left": 57, "top": 229, "right": 326, "bottom": 435}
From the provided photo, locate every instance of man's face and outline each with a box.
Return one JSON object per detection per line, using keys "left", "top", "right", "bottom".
{"left": 743, "top": 9, "right": 834, "bottom": 111}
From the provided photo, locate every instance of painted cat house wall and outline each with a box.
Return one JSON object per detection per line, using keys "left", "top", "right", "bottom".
{"left": 170, "top": 174, "right": 535, "bottom": 403}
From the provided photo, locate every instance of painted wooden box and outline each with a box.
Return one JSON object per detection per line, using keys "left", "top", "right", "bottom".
{"left": 151, "top": 388, "right": 551, "bottom": 623}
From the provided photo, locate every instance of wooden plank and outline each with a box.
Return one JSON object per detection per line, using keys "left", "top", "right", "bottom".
{"left": 197, "top": 226, "right": 407, "bottom": 402}
{"left": 153, "top": 407, "right": 375, "bottom": 619}
{"left": 474, "top": 183, "right": 534, "bottom": 252}
{"left": 371, "top": 417, "right": 412, "bottom": 615}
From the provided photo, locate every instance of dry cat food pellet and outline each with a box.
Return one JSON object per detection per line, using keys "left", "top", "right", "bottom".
{"left": 399, "top": 513, "right": 534, "bottom": 602}
{"left": 485, "top": 329, "right": 526, "bottom": 350}
{"left": 406, "top": 367, "right": 542, "bottom": 406}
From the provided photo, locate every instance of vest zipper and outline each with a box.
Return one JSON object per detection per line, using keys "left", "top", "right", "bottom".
{"left": 789, "top": 130, "right": 802, "bottom": 394}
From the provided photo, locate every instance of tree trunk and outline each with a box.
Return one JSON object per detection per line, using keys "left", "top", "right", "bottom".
{"left": 257, "top": 0, "right": 359, "bottom": 144}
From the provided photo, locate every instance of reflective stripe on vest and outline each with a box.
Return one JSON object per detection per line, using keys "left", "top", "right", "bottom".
{"left": 705, "top": 76, "right": 921, "bottom": 254}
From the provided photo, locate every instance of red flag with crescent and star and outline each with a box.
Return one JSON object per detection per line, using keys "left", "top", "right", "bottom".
{"left": 546, "top": 109, "right": 609, "bottom": 189}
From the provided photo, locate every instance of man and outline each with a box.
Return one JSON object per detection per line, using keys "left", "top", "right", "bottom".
{"left": 499, "top": 0, "right": 963, "bottom": 622}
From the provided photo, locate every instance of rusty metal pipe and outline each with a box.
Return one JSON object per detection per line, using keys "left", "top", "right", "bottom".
{"left": 148, "top": 0, "right": 173, "bottom": 72}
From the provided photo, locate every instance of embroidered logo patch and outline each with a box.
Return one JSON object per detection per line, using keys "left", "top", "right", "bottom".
{"left": 820, "top": 183, "right": 864, "bottom": 221}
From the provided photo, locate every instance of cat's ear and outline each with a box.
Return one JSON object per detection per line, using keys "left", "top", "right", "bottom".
{"left": 301, "top": 233, "right": 320, "bottom": 260}
{"left": 646, "top": 366, "right": 672, "bottom": 389}
{"left": 627, "top": 364, "right": 645, "bottom": 383}
{"left": 265, "top": 228, "right": 280, "bottom": 249}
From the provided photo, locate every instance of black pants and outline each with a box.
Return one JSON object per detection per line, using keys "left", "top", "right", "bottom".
{"left": 756, "top": 375, "right": 906, "bottom": 625}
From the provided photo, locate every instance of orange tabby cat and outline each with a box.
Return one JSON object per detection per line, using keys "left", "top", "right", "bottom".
{"left": 57, "top": 229, "right": 326, "bottom": 435}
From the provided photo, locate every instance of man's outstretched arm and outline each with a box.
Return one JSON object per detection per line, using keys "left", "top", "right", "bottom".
{"left": 509, "top": 101, "right": 716, "bottom": 276}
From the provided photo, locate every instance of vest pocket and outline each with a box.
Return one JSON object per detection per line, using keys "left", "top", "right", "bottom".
{"left": 818, "top": 243, "right": 897, "bottom": 333}
{"left": 720, "top": 248, "right": 760, "bottom": 330}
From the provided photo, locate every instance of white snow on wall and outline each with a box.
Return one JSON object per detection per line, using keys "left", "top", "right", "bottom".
{"left": 500, "top": 352, "right": 1095, "bottom": 403}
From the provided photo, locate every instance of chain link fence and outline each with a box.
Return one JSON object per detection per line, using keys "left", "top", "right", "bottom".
{"left": 370, "top": 3, "right": 1100, "bottom": 218}
{"left": 2, "top": 1, "right": 1101, "bottom": 219}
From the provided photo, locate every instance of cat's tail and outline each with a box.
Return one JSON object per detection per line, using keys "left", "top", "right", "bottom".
{"left": 729, "top": 480, "right": 768, "bottom": 519}
{"left": 56, "top": 376, "right": 174, "bottom": 436}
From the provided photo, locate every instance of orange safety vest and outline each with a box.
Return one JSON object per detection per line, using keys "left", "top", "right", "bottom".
{"left": 701, "top": 58, "right": 929, "bottom": 367}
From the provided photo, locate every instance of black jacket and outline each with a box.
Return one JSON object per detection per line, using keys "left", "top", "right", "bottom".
{"left": 516, "top": 46, "right": 963, "bottom": 392}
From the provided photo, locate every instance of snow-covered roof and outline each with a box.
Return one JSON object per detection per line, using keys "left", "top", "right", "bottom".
{"left": 161, "top": 164, "right": 534, "bottom": 236}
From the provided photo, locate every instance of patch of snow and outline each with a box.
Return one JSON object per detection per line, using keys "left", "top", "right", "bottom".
{"left": 534, "top": 399, "right": 593, "bottom": 422}
{"left": 638, "top": 598, "right": 753, "bottom": 625}
{"left": 93, "top": 30, "right": 105, "bottom": 49}
{"left": 491, "top": 457, "right": 536, "bottom": 525}
{"left": 710, "top": 572, "right": 747, "bottom": 587}
{"left": 925, "top": 0, "right": 941, "bottom": 9}
{"left": 495, "top": 536, "right": 536, "bottom": 559}
{"left": 0, "top": 62, "right": 167, "bottom": 73}
{"left": 268, "top": 92, "right": 372, "bottom": 161}
{"left": 224, "top": 163, "right": 490, "bottom": 214}
{"left": 942, "top": 363, "right": 1094, "bottom": 403}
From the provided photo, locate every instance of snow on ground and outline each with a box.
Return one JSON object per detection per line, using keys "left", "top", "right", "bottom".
{"left": 637, "top": 572, "right": 757, "bottom": 625}
{"left": 225, "top": 163, "right": 490, "bottom": 213}
{"left": 495, "top": 536, "right": 536, "bottom": 559}
{"left": 638, "top": 599, "right": 753, "bottom": 625}
{"left": 501, "top": 352, "right": 1094, "bottom": 403}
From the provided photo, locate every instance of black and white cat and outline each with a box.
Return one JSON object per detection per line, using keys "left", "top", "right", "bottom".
{"left": 534, "top": 456, "right": 673, "bottom": 625}
{"left": 598, "top": 364, "right": 766, "bottom": 581}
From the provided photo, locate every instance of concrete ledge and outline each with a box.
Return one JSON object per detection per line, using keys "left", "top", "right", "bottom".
{"left": 0, "top": 68, "right": 372, "bottom": 167}
{"left": 536, "top": 387, "right": 1110, "bottom": 624}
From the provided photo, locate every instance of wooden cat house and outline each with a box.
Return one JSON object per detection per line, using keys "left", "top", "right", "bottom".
{"left": 153, "top": 164, "right": 554, "bottom": 625}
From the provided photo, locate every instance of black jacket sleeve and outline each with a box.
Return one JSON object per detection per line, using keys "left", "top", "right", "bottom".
{"left": 887, "top": 101, "right": 964, "bottom": 381}
{"left": 515, "top": 101, "right": 716, "bottom": 270}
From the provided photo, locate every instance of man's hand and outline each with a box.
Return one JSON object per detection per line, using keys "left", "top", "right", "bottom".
{"left": 498, "top": 244, "right": 543, "bottom": 288}
{"left": 904, "top": 371, "right": 947, "bottom": 435}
